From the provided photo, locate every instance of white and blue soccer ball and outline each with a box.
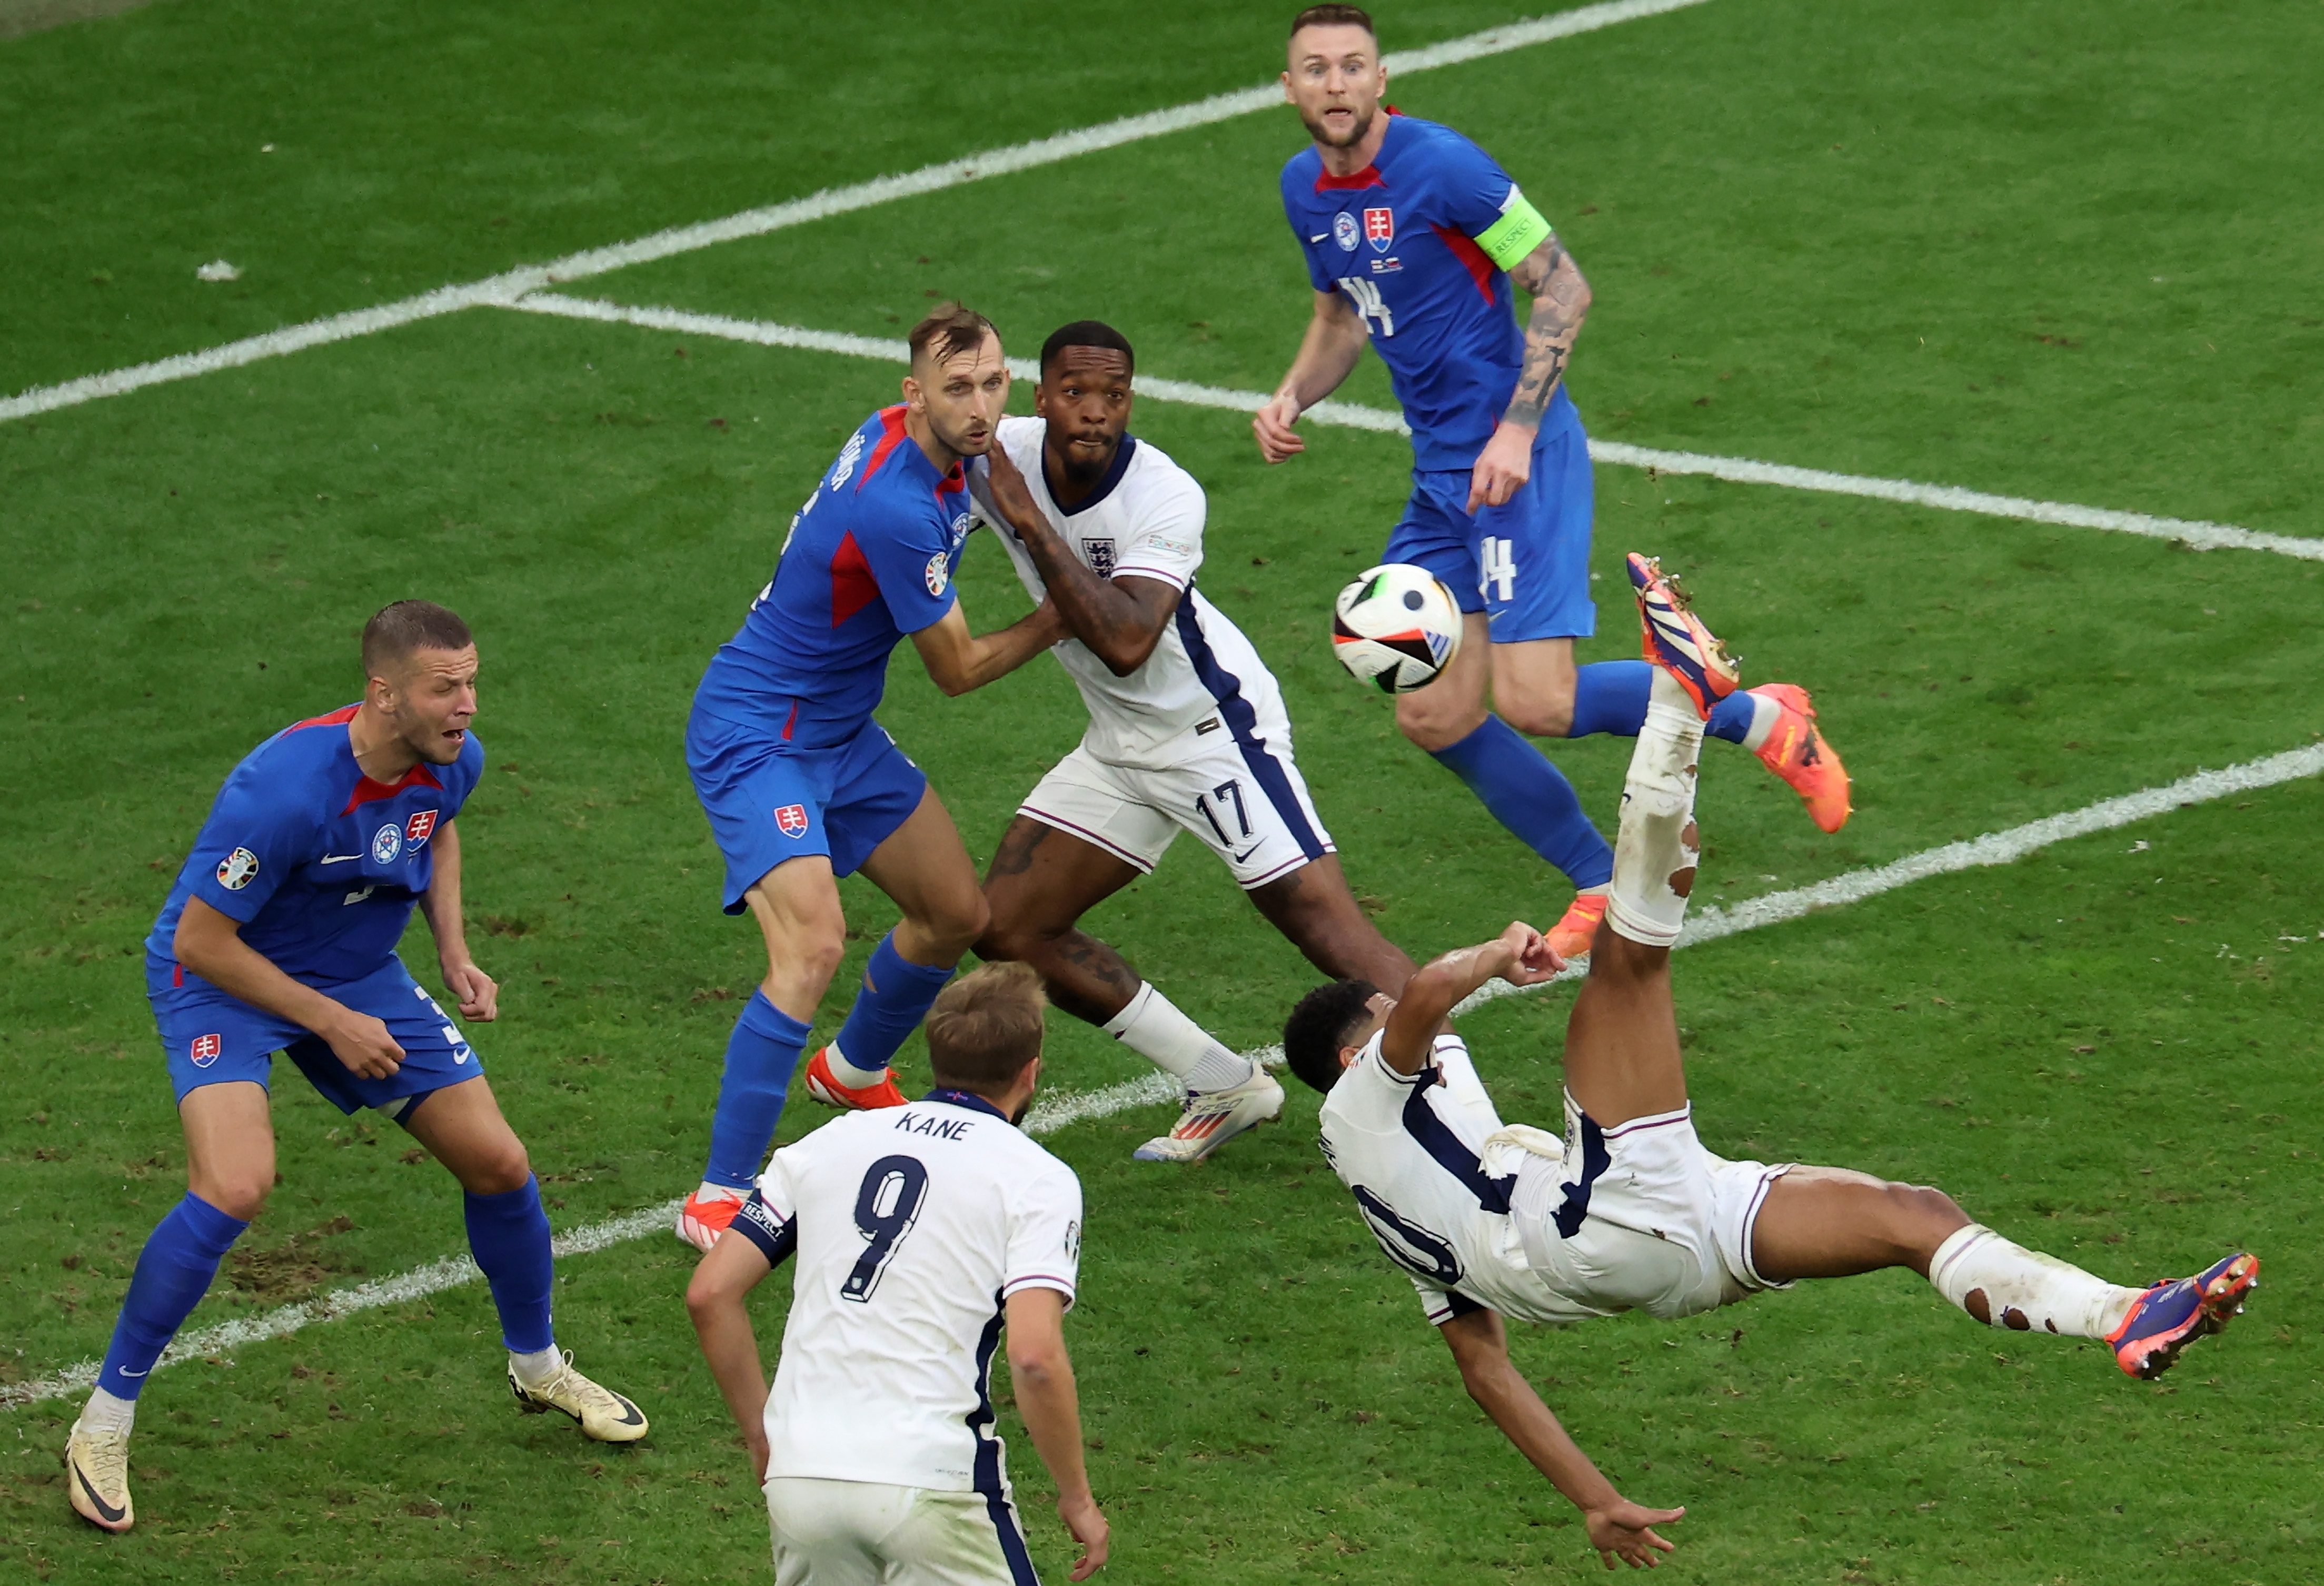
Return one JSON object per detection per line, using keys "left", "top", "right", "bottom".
{"left": 1331, "top": 563, "right": 1463, "bottom": 693}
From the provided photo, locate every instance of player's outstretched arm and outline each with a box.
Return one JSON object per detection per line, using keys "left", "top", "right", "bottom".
{"left": 1005, "top": 1288, "right": 1109, "bottom": 1581}
{"left": 1254, "top": 288, "right": 1368, "bottom": 463}
{"left": 1439, "top": 1307, "right": 1683, "bottom": 1571}
{"left": 1467, "top": 237, "right": 1593, "bottom": 514}
{"left": 1378, "top": 921, "right": 1564, "bottom": 1075}
{"left": 418, "top": 819, "right": 497, "bottom": 1022}
{"left": 173, "top": 896, "right": 406, "bottom": 1078}
{"left": 685, "top": 1228, "right": 778, "bottom": 1480}
{"left": 909, "top": 599, "right": 1069, "bottom": 697}
{"left": 979, "top": 445, "right": 1176, "bottom": 676}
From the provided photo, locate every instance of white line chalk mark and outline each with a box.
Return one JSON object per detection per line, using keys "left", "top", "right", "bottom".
{"left": 7, "top": 738, "right": 2317, "bottom": 1409}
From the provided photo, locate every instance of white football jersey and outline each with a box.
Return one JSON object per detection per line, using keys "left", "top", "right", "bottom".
{"left": 1318, "top": 1031, "right": 1604, "bottom": 1327}
{"left": 969, "top": 415, "right": 1289, "bottom": 770}
{"left": 744, "top": 1091, "right": 1082, "bottom": 1493}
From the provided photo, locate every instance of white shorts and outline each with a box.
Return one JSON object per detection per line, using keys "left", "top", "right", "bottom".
{"left": 766, "top": 1476, "right": 1037, "bottom": 1586}
{"left": 1507, "top": 1093, "right": 1793, "bottom": 1321}
{"left": 1019, "top": 722, "right": 1334, "bottom": 891}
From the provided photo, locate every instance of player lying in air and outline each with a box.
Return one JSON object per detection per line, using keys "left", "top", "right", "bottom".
{"left": 1281, "top": 558, "right": 2259, "bottom": 1570}
{"left": 1256, "top": 4, "right": 1848, "bottom": 961}
{"left": 968, "top": 320, "right": 1415, "bottom": 1163}
{"left": 679, "top": 305, "right": 1067, "bottom": 1248}
{"left": 66, "top": 602, "right": 645, "bottom": 1537}
{"left": 688, "top": 965, "right": 1107, "bottom": 1584}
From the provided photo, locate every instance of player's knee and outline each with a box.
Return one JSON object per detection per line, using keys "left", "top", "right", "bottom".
{"left": 1881, "top": 1182, "right": 1968, "bottom": 1258}
{"left": 201, "top": 1174, "right": 272, "bottom": 1222}
{"left": 925, "top": 887, "right": 990, "bottom": 956}
{"left": 1498, "top": 693, "right": 1575, "bottom": 738}
{"left": 470, "top": 1141, "right": 533, "bottom": 1197}
{"left": 1395, "top": 695, "right": 1485, "bottom": 753}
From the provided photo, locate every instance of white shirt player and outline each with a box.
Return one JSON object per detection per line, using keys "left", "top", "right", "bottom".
{"left": 1318, "top": 1030, "right": 1605, "bottom": 1327}
{"left": 969, "top": 414, "right": 1289, "bottom": 771}
{"left": 741, "top": 1089, "right": 1083, "bottom": 1492}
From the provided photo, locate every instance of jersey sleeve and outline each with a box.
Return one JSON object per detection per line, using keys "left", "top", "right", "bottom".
{"left": 1113, "top": 469, "right": 1206, "bottom": 589}
{"left": 1433, "top": 131, "right": 1553, "bottom": 272}
{"left": 182, "top": 768, "right": 317, "bottom": 925}
{"left": 1002, "top": 1158, "right": 1083, "bottom": 1309}
{"left": 1413, "top": 1274, "right": 1486, "bottom": 1326}
{"left": 865, "top": 498, "right": 961, "bottom": 637}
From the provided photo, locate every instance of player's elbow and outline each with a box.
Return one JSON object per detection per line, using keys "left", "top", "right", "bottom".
{"left": 1006, "top": 1343, "right": 1069, "bottom": 1388}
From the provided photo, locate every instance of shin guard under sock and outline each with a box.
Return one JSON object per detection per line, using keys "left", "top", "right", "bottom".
{"left": 702, "top": 990, "right": 809, "bottom": 1190}
{"left": 828, "top": 933, "right": 954, "bottom": 1081}
{"left": 96, "top": 1193, "right": 247, "bottom": 1400}
{"left": 465, "top": 1176, "right": 555, "bottom": 1354}
{"left": 1429, "top": 715, "right": 1613, "bottom": 889}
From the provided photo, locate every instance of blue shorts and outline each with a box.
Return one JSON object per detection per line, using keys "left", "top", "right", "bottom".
{"left": 149, "top": 955, "right": 483, "bottom": 1117}
{"left": 686, "top": 707, "right": 928, "bottom": 914}
{"left": 1388, "top": 392, "right": 1596, "bottom": 643}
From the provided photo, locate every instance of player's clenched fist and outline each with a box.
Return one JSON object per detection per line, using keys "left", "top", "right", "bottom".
{"left": 441, "top": 958, "right": 499, "bottom": 1023}
{"left": 1496, "top": 919, "right": 1566, "bottom": 984}
{"left": 325, "top": 1008, "right": 405, "bottom": 1078}
{"left": 1252, "top": 392, "right": 1305, "bottom": 462}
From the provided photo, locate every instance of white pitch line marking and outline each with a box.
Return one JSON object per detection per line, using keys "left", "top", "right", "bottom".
{"left": 0, "top": 0, "right": 1707, "bottom": 428}
{"left": 508, "top": 292, "right": 2319, "bottom": 560}
{"left": 7, "top": 739, "right": 2317, "bottom": 1409}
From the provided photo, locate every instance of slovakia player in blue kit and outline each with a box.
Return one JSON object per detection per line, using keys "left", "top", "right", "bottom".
{"left": 63, "top": 603, "right": 646, "bottom": 1537}
{"left": 1258, "top": 5, "right": 1852, "bottom": 959}
{"left": 680, "top": 306, "right": 1067, "bottom": 1250}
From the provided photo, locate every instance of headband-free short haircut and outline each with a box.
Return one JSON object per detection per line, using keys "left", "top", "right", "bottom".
{"left": 1282, "top": 977, "right": 1382, "bottom": 1095}
{"left": 1290, "top": 3, "right": 1375, "bottom": 41}
{"left": 361, "top": 600, "right": 473, "bottom": 681}
{"left": 925, "top": 963, "right": 1048, "bottom": 1095}
{"left": 908, "top": 304, "right": 998, "bottom": 372}
{"left": 1039, "top": 320, "right": 1136, "bottom": 380}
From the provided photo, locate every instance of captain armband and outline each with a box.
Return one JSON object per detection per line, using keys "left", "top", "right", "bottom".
{"left": 1473, "top": 188, "right": 1554, "bottom": 272}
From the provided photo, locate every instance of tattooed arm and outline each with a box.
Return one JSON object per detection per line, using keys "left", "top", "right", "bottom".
{"left": 1465, "top": 235, "right": 1594, "bottom": 513}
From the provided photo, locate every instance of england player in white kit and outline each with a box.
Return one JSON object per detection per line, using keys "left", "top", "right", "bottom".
{"left": 970, "top": 321, "right": 1414, "bottom": 1164}
{"left": 687, "top": 965, "right": 1108, "bottom": 1585}
{"left": 1282, "top": 561, "right": 2260, "bottom": 1570}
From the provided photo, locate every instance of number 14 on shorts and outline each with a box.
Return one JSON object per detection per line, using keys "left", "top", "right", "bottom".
{"left": 1480, "top": 536, "right": 1517, "bottom": 603}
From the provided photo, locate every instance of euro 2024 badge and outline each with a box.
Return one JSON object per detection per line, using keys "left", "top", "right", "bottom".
{"left": 925, "top": 550, "right": 951, "bottom": 598}
{"left": 216, "top": 847, "right": 260, "bottom": 890}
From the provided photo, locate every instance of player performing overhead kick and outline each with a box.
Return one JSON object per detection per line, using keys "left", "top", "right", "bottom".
{"left": 1256, "top": 4, "right": 1849, "bottom": 960}
{"left": 680, "top": 306, "right": 1067, "bottom": 1249}
{"left": 65, "top": 602, "right": 645, "bottom": 1537}
{"left": 1280, "top": 560, "right": 2258, "bottom": 1569}
{"left": 969, "top": 320, "right": 1416, "bottom": 1163}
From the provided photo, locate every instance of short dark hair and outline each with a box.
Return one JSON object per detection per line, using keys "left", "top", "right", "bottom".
{"left": 1290, "top": 4, "right": 1375, "bottom": 41}
{"left": 361, "top": 600, "right": 472, "bottom": 680}
{"left": 1282, "top": 978, "right": 1380, "bottom": 1094}
{"left": 908, "top": 303, "right": 998, "bottom": 372}
{"left": 1039, "top": 320, "right": 1136, "bottom": 380}
{"left": 926, "top": 963, "right": 1047, "bottom": 1095}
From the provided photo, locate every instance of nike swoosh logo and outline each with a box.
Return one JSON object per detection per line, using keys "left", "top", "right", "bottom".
{"left": 1308, "top": 233, "right": 1328, "bottom": 243}
{"left": 73, "top": 1461, "right": 126, "bottom": 1523}
{"left": 117, "top": 1367, "right": 148, "bottom": 1378}
{"left": 320, "top": 854, "right": 361, "bottom": 865}
{"left": 1233, "top": 845, "right": 1263, "bottom": 864}
{"left": 610, "top": 1399, "right": 645, "bottom": 1426}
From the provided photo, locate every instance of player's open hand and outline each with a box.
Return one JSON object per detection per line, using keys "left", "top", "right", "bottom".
{"left": 326, "top": 1008, "right": 405, "bottom": 1079}
{"left": 1584, "top": 1500, "right": 1683, "bottom": 1569}
{"left": 441, "top": 959, "right": 499, "bottom": 1022}
{"left": 982, "top": 440, "right": 1046, "bottom": 533}
{"left": 1058, "top": 1493, "right": 1108, "bottom": 1580}
{"left": 1466, "top": 420, "right": 1537, "bottom": 513}
{"left": 1253, "top": 392, "right": 1305, "bottom": 462}
{"left": 1496, "top": 920, "right": 1566, "bottom": 984}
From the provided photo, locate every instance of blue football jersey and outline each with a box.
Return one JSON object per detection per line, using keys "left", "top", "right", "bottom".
{"left": 1280, "top": 113, "right": 1560, "bottom": 472}
{"left": 146, "top": 705, "right": 485, "bottom": 985}
{"left": 693, "top": 405, "right": 975, "bottom": 748}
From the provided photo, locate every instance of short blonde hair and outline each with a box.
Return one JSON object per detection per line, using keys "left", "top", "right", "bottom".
{"left": 925, "top": 963, "right": 1047, "bottom": 1094}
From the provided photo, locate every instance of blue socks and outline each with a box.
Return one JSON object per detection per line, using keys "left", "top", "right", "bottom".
{"left": 704, "top": 990, "right": 810, "bottom": 1190}
{"left": 1570, "top": 659, "right": 1755, "bottom": 743}
{"left": 96, "top": 1193, "right": 247, "bottom": 1400}
{"left": 1430, "top": 716, "right": 1614, "bottom": 889}
{"left": 464, "top": 1176, "right": 555, "bottom": 1354}
{"left": 831, "top": 933, "right": 954, "bottom": 1079}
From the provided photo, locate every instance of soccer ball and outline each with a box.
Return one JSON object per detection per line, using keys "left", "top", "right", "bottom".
{"left": 1331, "top": 563, "right": 1463, "bottom": 693}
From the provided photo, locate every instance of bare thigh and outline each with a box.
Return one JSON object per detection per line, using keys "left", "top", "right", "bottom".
{"left": 855, "top": 785, "right": 988, "bottom": 964}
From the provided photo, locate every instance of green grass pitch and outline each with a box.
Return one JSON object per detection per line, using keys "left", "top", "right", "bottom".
{"left": 4, "top": 0, "right": 2321, "bottom": 1580}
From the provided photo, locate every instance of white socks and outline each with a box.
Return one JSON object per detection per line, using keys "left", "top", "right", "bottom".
{"left": 1929, "top": 1224, "right": 2143, "bottom": 1338}
{"left": 1737, "top": 689, "right": 1781, "bottom": 753}
{"left": 77, "top": 1386, "right": 136, "bottom": 1436}
{"left": 1607, "top": 671, "right": 1704, "bottom": 949}
{"left": 821, "top": 1040, "right": 888, "bottom": 1089}
{"left": 1105, "top": 983, "right": 1255, "bottom": 1094}
{"left": 509, "top": 1345, "right": 563, "bottom": 1387}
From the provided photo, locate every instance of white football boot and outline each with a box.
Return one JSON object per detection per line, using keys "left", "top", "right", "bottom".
{"left": 509, "top": 1351, "right": 650, "bottom": 1443}
{"left": 65, "top": 1422, "right": 134, "bottom": 1533}
{"left": 1133, "top": 1067, "right": 1285, "bottom": 1163}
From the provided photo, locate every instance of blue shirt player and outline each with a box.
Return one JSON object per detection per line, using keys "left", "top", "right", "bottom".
{"left": 1259, "top": 5, "right": 1852, "bottom": 959}
{"left": 63, "top": 602, "right": 645, "bottom": 1538}
{"left": 680, "top": 305, "right": 1064, "bottom": 1250}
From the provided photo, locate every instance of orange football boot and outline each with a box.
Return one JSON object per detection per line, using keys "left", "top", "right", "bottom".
{"left": 803, "top": 1045, "right": 909, "bottom": 1109}
{"left": 1546, "top": 891, "right": 1610, "bottom": 960}
{"left": 1746, "top": 682, "right": 1851, "bottom": 834}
